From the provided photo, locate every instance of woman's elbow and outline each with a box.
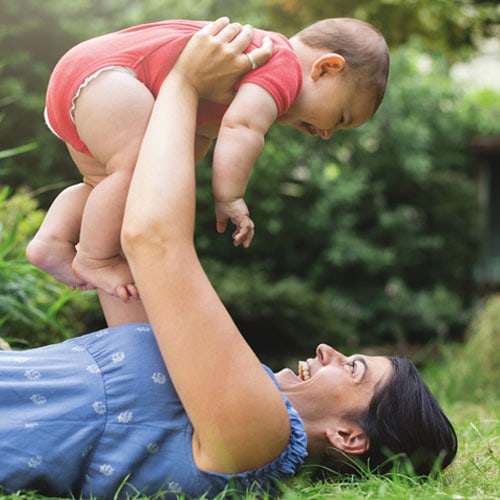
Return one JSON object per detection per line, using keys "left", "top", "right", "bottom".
{"left": 121, "top": 221, "right": 139, "bottom": 256}
{"left": 121, "top": 215, "right": 163, "bottom": 257}
{"left": 121, "top": 215, "right": 192, "bottom": 262}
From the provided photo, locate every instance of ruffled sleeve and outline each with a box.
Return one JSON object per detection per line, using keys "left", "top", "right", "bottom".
{"left": 197, "top": 365, "right": 308, "bottom": 496}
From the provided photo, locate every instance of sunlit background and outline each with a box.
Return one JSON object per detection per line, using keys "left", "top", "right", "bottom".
{"left": 1, "top": 0, "right": 499, "bottom": 367}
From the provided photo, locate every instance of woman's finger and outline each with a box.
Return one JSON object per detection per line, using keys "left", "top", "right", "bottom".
{"left": 244, "top": 36, "right": 273, "bottom": 70}
{"left": 172, "top": 19, "right": 273, "bottom": 102}
{"left": 213, "top": 21, "right": 243, "bottom": 42}
{"left": 196, "top": 20, "right": 273, "bottom": 71}
{"left": 197, "top": 16, "right": 230, "bottom": 36}
{"left": 228, "top": 24, "right": 254, "bottom": 48}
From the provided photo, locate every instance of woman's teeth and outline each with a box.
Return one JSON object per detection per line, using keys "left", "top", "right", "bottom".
{"left": 298, "top": 361, "right": 310, "bottom": 381}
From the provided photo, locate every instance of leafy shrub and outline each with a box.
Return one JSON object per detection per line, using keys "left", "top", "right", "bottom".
{"left": 195, "top": 44, "right": 481, "bottom": 348}
{"left": 203, "top": 258, "right": 354, "bottom": 367}
{"left": 427, "top": 294, "right": 500, "bottom": 403}
{"left": 1, "top": 41, "right": 489, "bottom": 351}
{"left": 0, "top": 187, "right": 102, "bottom": 347}
{"left": 457, "top": 87, "right": 500, "bottom": 136}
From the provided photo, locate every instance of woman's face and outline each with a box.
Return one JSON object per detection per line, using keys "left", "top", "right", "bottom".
{"left": 275, "top": 344, "right": 392, "bottom": 421}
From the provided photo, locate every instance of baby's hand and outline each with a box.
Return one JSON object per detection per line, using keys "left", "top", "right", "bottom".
{"left": 215, "top": 198, "right": 255, "bottom": 248}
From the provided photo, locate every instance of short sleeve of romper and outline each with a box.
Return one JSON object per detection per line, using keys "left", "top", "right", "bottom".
{"left": 44, "top": 20, "right": 302, "bottom": 155}
{"left": 0, "top": 324, "right": 307, "bottom": 499}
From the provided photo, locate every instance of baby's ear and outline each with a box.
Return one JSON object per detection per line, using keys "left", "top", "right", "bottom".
{"left": 311, "top": 53, "right": 345, "bottom": 80}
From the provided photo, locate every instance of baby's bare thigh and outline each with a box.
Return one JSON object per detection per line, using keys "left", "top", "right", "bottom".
{"left": 67, "top": 145, "right": 106, "bottom": 188}
{"left": 72, "top": 70, "right": 155, "bottom": 175}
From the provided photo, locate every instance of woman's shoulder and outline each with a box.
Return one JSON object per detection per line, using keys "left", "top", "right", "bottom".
{"left": 194, "top": 364, "right": 308, "bottom": 495}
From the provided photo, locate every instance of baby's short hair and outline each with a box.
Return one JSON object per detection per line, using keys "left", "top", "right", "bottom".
{"left": 296, "top": 18, "right": 390, "bottom": 116}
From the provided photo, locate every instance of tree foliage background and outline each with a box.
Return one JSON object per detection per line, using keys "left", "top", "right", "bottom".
{"left": 1, "top": 0, "right": 499, "bottom": 362}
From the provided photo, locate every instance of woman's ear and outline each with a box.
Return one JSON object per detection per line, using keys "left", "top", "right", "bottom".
{"left": 326, "top": 425, "right": 369, "bottom": 456}
{"left": 310, "top": 53, "right": 345, "bottom": 81}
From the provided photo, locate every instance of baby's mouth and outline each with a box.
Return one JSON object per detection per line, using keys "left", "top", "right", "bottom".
{"left": 300, "top": 122, "right": 318, "bottom": 136}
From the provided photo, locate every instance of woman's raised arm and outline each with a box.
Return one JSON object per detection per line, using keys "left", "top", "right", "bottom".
{"left": 121, "top": 20, "right": 290, "bottom": 474}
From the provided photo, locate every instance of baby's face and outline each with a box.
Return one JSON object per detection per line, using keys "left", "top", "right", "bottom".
{"left": 278, "top": 73, "right": 375, "bottom": 140}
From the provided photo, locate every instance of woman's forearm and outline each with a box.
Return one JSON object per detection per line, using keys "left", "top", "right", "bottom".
{"left": 118, "top": 21, "right": 290, "bottom": 474}
{"left": 122, "top": 19, "right": 273, "bottom": 256}
{"left": 122, "top": 72, "right": 199, "bottom": 254}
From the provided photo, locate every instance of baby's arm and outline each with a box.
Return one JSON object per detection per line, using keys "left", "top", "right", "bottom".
{"left": 212, "top": 83, "right": 278, "bottom": 247}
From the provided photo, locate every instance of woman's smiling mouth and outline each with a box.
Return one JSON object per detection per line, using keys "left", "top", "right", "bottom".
{"left": 298, "top": 361, "right": 310, "bottom": 381}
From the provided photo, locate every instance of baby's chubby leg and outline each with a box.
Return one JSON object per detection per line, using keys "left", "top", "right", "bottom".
{"left": 70, "top": 70, "right": 155, "bottom": 302}
{"left": 71, "top": 160, "right": 138, "bottom": 302}
{"left": 26, "top": 182, "right": 94, "bottom": 290}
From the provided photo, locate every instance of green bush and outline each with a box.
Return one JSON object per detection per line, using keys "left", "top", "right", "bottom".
{"left": 427, "top": 294, "right": 500, "bottom": 403}
{"left": 0, "top": 187, "right": 102, "bottom": 347}
{"left": 2, "top": 39, "right": 492, "bottom": 351}
{"left": 195, "top": 44, "right": 482, "bottom": 348}
{"left": 203, "top": 258, "right": 354, "bottom": 366}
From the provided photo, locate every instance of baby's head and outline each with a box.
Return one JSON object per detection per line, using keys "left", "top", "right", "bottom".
{"left": 282, "top": 18, "right": 389, "bottom": 139}
{"left": 298, "top": 18, "right": 389, "bottom": 115}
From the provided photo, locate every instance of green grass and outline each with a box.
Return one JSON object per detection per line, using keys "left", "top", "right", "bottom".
{"left": 277, "top": 296, "right": 499, "bottom": 499}
{"left": 280, "top": 401, "right": 499, "bottom": 499}
{"left": 270, "top": 295, "right": 500, "bottom": 499}
{"left": 1, "top": 298, "right": 498, "bottom": 500}
{"left": 0, "top": 187, "right": 102, "bottom": 347}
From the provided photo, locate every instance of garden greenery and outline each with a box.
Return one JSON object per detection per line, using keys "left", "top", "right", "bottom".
{"left": 0, "top": 186, "right": 101, "bottom": 347}
{"left": 196, "top": 44, "right": 491, "bottom": 359}
{"left": 1, "top": 25, "right": 499, "bottom": 356}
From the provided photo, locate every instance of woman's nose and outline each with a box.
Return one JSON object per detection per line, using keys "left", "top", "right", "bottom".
{"left": 316, "top": 343, "right": 345, "bottom": 365}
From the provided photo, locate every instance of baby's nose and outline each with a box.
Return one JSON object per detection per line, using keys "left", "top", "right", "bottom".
{"left": 320, "top": 129, "right": 334, "bottom": 140}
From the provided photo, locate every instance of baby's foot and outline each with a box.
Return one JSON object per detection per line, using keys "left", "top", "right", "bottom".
{"left": 72, "top": 253, "right": 139, "bottom": 302}
{"left": 26, "top": 238, "right": 94, "bottom": 290}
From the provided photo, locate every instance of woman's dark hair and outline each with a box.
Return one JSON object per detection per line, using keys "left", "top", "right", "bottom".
{"left": 357, "top": 357, "right": 458, "bottom": 476}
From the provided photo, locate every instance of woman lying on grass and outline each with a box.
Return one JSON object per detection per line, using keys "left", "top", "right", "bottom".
{"left": 0, "top": 18, "right": 457, "bottom": 499}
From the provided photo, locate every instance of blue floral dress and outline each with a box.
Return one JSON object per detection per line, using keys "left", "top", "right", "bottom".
{"left": 0, "top": 323, "right": 307, "bottom": 498}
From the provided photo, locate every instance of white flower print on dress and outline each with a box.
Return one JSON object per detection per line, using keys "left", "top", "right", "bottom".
{"left": 86, "top": 364, "right": 100, "bottom": 374}
{"left": 95, "top": 329, "right": 110, "bottom": 337}
{"left": 136, "top": 326, "right": 151, "bottom": 332}
{"left": 111, "top": 351, "right": 125, "bottom": 363}
{"left": 10, "top": 356, "right": 31, "bottom": 363}
{"left": 24, "top": 422, "right": 39, "bottom": 429}
{"left": 24, "top": 369, "right": 42, "bottom": 381}
{"left": 71, "top": 345, "right": 85, "bottom": 352}
{"left": 151, "top": 372, "right": 167, "bottom": 384}
{"left": 28, "top": 455, "right": 42, "bottom": 468}
{"left": 30, "top": 394, "right": 47, "bottom": 405}
{"left": 117, "top": 411, "right": 133, "bottom": 423}
{"left": 93, "top": 401, "right": 107, "bottom": 415}
{"left": 99, "top": 464, "right": 114, "bottom": 476}
{"left": 167, "top": 481, "right": 182, "bottom": 492}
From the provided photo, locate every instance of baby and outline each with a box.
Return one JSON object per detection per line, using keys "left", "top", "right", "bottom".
{"left": 26, "top": 17, "right": 389, "bottom": 301}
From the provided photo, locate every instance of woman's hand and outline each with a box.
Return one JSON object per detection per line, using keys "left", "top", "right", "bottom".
{"left": 124, "top": 18, "right": 288, "bottom": 475}
{"left": 172, "top": 17, "right": 273, "bottom": 104}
